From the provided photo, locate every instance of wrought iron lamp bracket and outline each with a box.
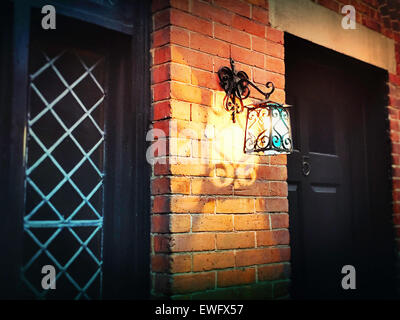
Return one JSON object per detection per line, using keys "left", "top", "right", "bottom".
{"left": 217, "top": 58, "right": 275, "bottom": 122}
{"left": 217, "top": 59, "right": 293, "bottom": 155}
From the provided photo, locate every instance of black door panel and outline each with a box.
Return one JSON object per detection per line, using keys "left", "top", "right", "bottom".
{"left": 286, "top": 34, "right": 396, "bottom": 299}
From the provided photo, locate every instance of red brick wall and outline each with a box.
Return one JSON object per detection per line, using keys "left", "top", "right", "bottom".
{"left": 150, "top": 0, "right": 290, "bottom": 299}
{"left": 313, "top": 0, "right": 400, "bottom": 294}
{"left": 150, "top": 0, "right": 400, "bottom": 299}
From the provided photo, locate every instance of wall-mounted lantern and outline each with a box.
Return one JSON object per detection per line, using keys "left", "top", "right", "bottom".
{"left": 218, "top": 58, "right": 293, "bottom": 155}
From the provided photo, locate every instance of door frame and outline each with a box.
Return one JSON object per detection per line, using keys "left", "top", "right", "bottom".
{"left": 0, "top": 0, "right": 151, "bottom": 299}
{"left": 285, "top": 33, "right": 396, "bottom": 299}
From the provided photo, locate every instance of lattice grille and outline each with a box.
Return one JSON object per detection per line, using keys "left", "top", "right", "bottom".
{"left": 22, "top": 47, "right": 106, "bottom": 300}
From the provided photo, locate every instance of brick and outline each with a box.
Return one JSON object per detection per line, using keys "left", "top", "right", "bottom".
{"left": 171, "top": 46, "right": 214, "bottom": 71}
{"left": 258, "top": 263, "right": 290, "bottom": 281}
{"left": 216, "top": 163, "right": 259, "bottom": 179}
{"left": 252, "top": 6, "right": 269, "bottom": 24}
{"left": 170, "top": 0, "right": 189, "bottom": 12}
{"left": 171, "top": 195, "right": 215, "bottom": 213}
{"left": 234, "top": 214, "right": 270, "bottom": 231}
{"left": 152, "top": 0, "right": 190, "bottom": 13}
{"left": 170, "top": 233, "right": 215, "bottom": 252}
{"left": 152, "top": 81, "right": 171, "bottom": 101}
{"left": 154, "top": 118, "right": 204, "bottom": 139}
{"left": 214, "top": 0, "right": 251, "bottom": 18}
{"left": 236, "top": 248, "right": 269, "bottom": 266}
{"left": 392, "top": 154, "right": 400, "bottom": 166}
{"left": 152, "top": 177, "right": 170, "bottom": 194}
{"left": 192, "top": 0, "right": 233, "bottom": 26}
{"left": 154, "top": 9, "right": 170, "bottom": 30}
{"left": 217, "top": 268, "right": 255, "bottom": 287}
{"left": 153, "top": 235, "right": 170, "bottom": 252}
{"left": 192, "top": 178, "right": 233, "bottom": 195}
{"left": 266, "top": 27, "right": 284, "bottom": 44}
{"left": 170, "top": 9, "right": 213, "bottom": 36}
{"left": 247, "top": 0, "right": 268, "bottom": 9}
{"left": 270, "top": 87, "right": 285, "bottom": 103}
{"left": 231, "top": 45, "right": 264, "bottom": 68}
{"left": 169, "top": 137, "right": 191, "bottom": 157}
{"left": 170, "top": 81, "right": 213, "bottom": 106}
{"left": 253, "top": 68, "right": 285, "bottom": 89}
{"left": 152, "top": 195, "right": 170, "bottom": 213}
{"left": 152, "top": 214, "right": 169, "bottom": 233}
{"left": 153, "top": 26, "right": 189, "bottom": 48}
{"left": 152, "top": 119, "right": 171, "bottom": 137}
{"left": 257, "top": 229, "right": 290, "bottom": 246}
{"left": 233, "top": 61, "right": 253, "bottom": 79}
{"left": 256, "top": 198, "right": 289, "bottom": 212}
{"left": 269, "top": 182, "right": 288, "bottom": 196}
{"left": 214, "top": 24, "right": 251, "bottom": 49}
{"left": 216, "top": 232, "right": 255, "bottom": 249}
{"left": 175, "top": 119, "right": 210, "bottom": 139}
{"left": 153, "top": 63, "right": 191, "bottom": 84}
{"left": 232, "top": 15, "right": 265, "bottom": 38}
{"left": 363, "top": 16, "right": 381, "bottom": 33}
{"left": 257, "top": 165, "right": 287, "bottom": 180}
{"left": 348, "top": 1, "right": 369, "bottom": 14}
{"left": 393, "top": 179, "right": 400, "bottom": 190}
{"left": 154, "top": 46, "right": 171, "bottom": 65}
{"left": 190, "top": 33, "right": 230, "bottom": 58}
{"left": 270, "top": 154, "right": 287, "bottom": 165}
{"left": 171, "top": 254, "right": 192, "bottom": 272}
{"left": 149, "top": 139, "right": 168, "bottom": 158}
{"left": 152, "top": 64, "right": 170, "bottom": 84}
{"left": 236, "top": 247, "right": 290, "bottom": 266}
{"left": 234, "top": 180, "right": 269, "bottom": 196}
{"left": 252, "top": 36, "right": 266, "bottom": 54}
{"left": 191, "top": 139, "right": 214, "bottom": 158}
{"left": 389, "top": 73, "right": 400, "bottom": 87}
{"left": 193, "top": 251, "right": 235, "bottom": 271}
{"left": 190, "top": 104, "right": 213, "bottom": 123}
{"left": 169, "top": 163, "right": 214, "bottom": 176}
{"left": 152, "top": 0, "right": 168, "bottom": 13}
{"left": 171, "top": 177, "right": 191, "bottom": 194}
{"left": 270, "top": 213, "right": 289, "bottom": 229}
{"left": 170, "top": 214, "right": 191, "bottom": 232}
{"left": 254, "top": 37, "right": 284, "bottom": 59}
{"left": 192, "top": 214, "right": 233, "bottom": 232}
{"left": 154, "top": 164, "right": 169, "bottom": 178}
{"left": 265, "top": 56, "right": 285, "bottom": 74}
{"left": 191, "top": 68, "right": 220, "bottom": 90}
{"left": 213, "top": 56, "right": 231, "bottom": 74}
{"left": 152, "top": 254, "right": 169, "bottom": 272}
{"left": 389, "top": 108, "right": 399, "bottom": 121}
{"left": 192, "top": 282, "right": 273, "bottom": 299}
{"left": 216, "top": 198, "right": 255, "bottom": 213}
{"left": 172, "top": 272, "right": 215, "bottom": 294}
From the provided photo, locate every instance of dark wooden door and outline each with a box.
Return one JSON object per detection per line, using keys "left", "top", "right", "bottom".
{"left": 286, "top": 34, "right": 396, "bottom": 299}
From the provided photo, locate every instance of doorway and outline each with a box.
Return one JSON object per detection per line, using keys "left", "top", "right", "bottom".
{"left": 0, "top": 1, "right": 151, "bottom": 299}
{"left": 286, "top": 34, "right": 396, "bottom": 299}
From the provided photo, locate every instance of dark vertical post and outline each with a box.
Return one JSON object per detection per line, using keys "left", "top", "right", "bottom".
{"left": 0, "top": 0, "right": 30, "bottom": 299}
{"left": 130, "top": 0, "right": 152, "bottom": 299}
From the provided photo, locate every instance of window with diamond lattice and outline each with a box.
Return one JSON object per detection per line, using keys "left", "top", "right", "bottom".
{"left": 22, "top": 43, "right": 106, "bottom": 300}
